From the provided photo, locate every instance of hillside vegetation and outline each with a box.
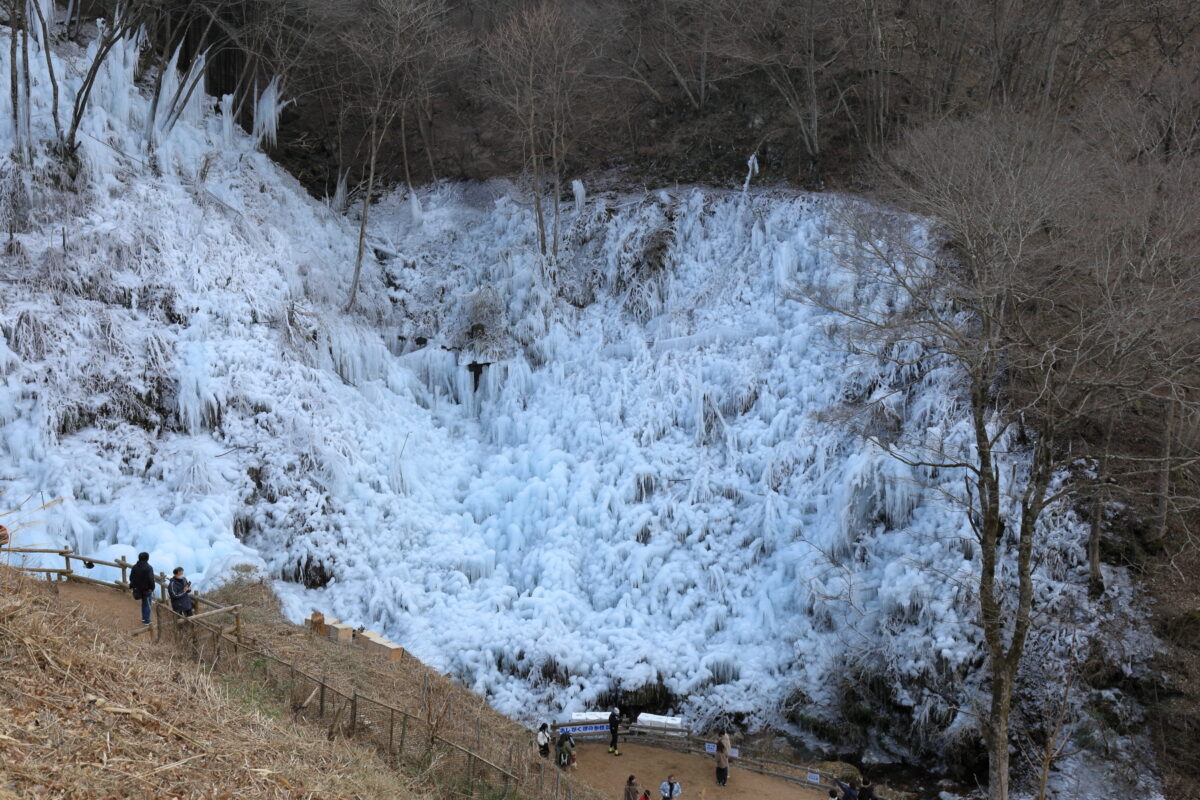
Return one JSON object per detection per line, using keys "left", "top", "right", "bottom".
{"left": 0, "top": 568, "right": 419, "bottom": 799}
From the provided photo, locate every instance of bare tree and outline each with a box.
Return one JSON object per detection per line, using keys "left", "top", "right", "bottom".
{"left": 708, "top": 0, "right": 856, "bottom": 182}
{"left": 480, "top": 1, "right": 596, "bottom": 261}
{"left": 808, "top": 112, "right": 1200, "bottom": 800}
{"left": 335, "top": 0, "right": 452, "bottom": 311}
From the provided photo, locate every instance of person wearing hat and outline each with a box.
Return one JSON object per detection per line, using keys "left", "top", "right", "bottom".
{"left": 608, "top": 707, "right": 623, "bottom": 756}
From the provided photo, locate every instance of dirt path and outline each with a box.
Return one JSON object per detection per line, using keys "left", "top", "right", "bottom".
{"left": 53, "top": 580, "right": 831, "bottom": 800}
{"left": 55, "top": 580, "right": 145, "bottom": 633}
{"left": 572, "top": 741, "right": 828, "bottom": 800}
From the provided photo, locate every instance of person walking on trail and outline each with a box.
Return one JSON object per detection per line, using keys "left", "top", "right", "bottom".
{"left": 608, "top": 706, "right": 623, "bottom": 755}
{"left": 714, "top": 730, "right": 732, "bottom": 786}
{"left": 536, "top": 723, "right": 551, "bottom": 758}
{"left": 130, "top": 552, "right": 156, "bottom": 625}
{"left": 623, "top": 775, "right": 640, "bottom": 800}
{"left": 858, "top": 778, "right": 878, "bottom": 800}
{"left": 168, "top": 567, "right": 194, "bottom": 617}
{"left": 659, "top": 775, "right": 682, "bottom": 800}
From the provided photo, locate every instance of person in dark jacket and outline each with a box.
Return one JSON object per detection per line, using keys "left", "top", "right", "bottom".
{"left": 168, "top": 567, "right": 194, "bottom": 617}
{"left": 130, "top": 552, "right": 156, "bottom": 625}
{"left": 608, "top": 707, "right": 623, "bottom": 756}
{"left": 835, "top": 778, "right": 861, "bottom": 800}
{"left": 858, "top": 778, "right": 878, "bottom": 800}
{"left": 536, "top": 723, "right": 551, "bottom": 758}
{"left": 556, "top": 730, "right": 575, "bottom": 768}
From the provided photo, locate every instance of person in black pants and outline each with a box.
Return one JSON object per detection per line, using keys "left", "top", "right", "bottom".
{"left": 130, "top": 552, "right": 156, "bottom": 625}
{"left": 608, "top": 707, "right": 623, "bottom": 756}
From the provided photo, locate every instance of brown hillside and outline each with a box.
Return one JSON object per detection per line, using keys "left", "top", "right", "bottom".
{"left": 0, "top": 567, "right": 419, "bottom": 800}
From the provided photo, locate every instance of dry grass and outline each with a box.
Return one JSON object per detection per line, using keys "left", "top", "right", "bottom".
{"left": 205, "top": 573, "right": 594, "bottom": 795}
{"left": 0, "top": 568, "right": 420, "bottom": 800}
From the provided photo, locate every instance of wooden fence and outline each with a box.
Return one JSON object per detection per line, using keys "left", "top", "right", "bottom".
{"left": 1, "top": 545, "right": 243, "bottom": 638}
{"left": 1, "top": 545, "right": 607, "bottom": 800}
{"left": 4, "top": 545, "right": 867, "bottom": 800}
{"left": 553, "top": 720, "right": 870, "bottom": 797}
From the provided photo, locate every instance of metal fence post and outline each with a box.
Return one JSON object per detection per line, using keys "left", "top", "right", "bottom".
{"left": 319, "top": 677, "right": 326, "bottom": 718}
{"left": 399, "top": 714, "right": 408, "bottom": 756}
{"left": 350, "top": 691, "right": 357, "bottom": 736}
{"left": 388, "top": 708, "right": 395, "bottom": 754}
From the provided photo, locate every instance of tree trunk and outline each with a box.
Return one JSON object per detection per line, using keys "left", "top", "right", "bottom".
{"left": 346, "top": 137, "right": 378, "bottom": 312}
{"left": 400, "top": 105, "right": 413, "bottom": 191}
{"left": 987, "top": 669, "right": 1013, "bottom": 800}
{"left": 30, "top": 0, "right": 61, "bottom": 144}
{"left": 9, "top": 2, "right": 20, "bottom": 161}
{"left": 1088, "top": 417, "right": 1114, "bottom": 595}
{"left": 530, "top": 154, "right": 548, "bottom": 257}
{"left": 20, "top": 9, "right": 33, "bottom": 164}
{"left": 1148, "top": 397, "right": 1174, "bottom": 546}
{"left": 416, "top": 99, "right": 437, "bottom": 181}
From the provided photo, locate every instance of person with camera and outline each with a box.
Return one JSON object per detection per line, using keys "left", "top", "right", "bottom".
{"left": 167, "top": 566, "right": 195, "bottom": 617}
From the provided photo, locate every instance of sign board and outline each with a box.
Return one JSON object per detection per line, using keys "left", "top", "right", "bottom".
{"left": 703, "top": 743, "right": 739, "bottom": 758}
{"left": 807, "top": 773, "right": 822, "bottom": 784}
{"left": 555, "top": 724, "right": 610, "bottom": 736}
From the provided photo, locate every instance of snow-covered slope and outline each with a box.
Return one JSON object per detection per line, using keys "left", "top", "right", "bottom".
{"left": 0, "top": 20, "right": 1154, "bottom": 785}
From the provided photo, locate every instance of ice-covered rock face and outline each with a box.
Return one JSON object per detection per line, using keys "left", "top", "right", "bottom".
{"left": 349, "top": 185, "right": 987, "bottom": 736}
{"left": 1, "top": 23, "right": 1143, "bottom": 772}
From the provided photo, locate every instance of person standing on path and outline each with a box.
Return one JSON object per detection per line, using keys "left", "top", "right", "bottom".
{"left": 714, "top": 730, "right": 732, "bottom": 786}
{"left": 536, "top": 723, "right": 551, "bottom": 758}
{"left": 130, "top": 552, "right": 156, "bottom": 625}
{"left": 168, "top": 567, "right": 194, "bottom": 617}
{"left": 659, "top": 775, "right": 681, "bottom": 800}
{"left": 623, "top": 775, "right": 640, "bottom": 800}
{"left": 608, "top": 707, "right": 623, "bottom": 755}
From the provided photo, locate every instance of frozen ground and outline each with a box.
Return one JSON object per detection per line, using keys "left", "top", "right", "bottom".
{"left": 0, "top": 17, "right": 1160, "bottom": 790}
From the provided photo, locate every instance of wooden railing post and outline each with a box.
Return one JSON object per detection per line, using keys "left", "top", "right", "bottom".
{"left": 388, "top": 708, "right": 395, "bottom": 754}
{"left": 350, "top": 691, "right": 357, "bottom": 736}
{"left": 319, "top": 677, "right": 326, "bottom": 718}
{"left": 116, "top": 555, "right": 129, "bottom": 587}
{"left": 398, "top": 714, "right": 408, "bottom": 755}
{"left": 62, "top": 548, "right": 73, "bottom": 581}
